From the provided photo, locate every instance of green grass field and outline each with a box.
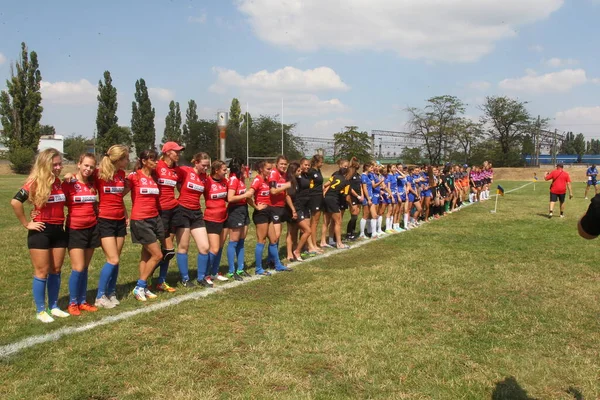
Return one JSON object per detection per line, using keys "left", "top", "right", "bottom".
{"left": 0, "top": 175, "right": 599, "bottom": 399}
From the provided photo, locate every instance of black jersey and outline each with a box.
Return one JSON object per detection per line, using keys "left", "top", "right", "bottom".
{"left": 349, "top": 173, "right": 362, "bottom": 195}
{"left": 308, "top": 168, "right": 324, "bottom": 197}
{"left": 325, "top": 172, "right": 350, "bottom": 198}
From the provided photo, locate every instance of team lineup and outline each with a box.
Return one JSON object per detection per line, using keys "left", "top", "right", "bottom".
{"left": 12, "top": 143, "right": 501, "bottom": 323}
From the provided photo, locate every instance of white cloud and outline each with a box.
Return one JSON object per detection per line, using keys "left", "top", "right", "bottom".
{"left": 555, "top": 106, "right": 600, "bottom": 135}
{"left": 543, "top": 57, "right": 579, "bottom": 68}
{"left": 498, "top": 69, "right": 590, "bottom": 93}
{"left": 529, "top": 44, "right": 544, "bottom": 53}
{"left": 188, "top": 14, "right": 207, "bottom": 24}
{"left": 237, "top": 0, "right": 563, "bottom": 62}
{"left": 209, "top": 66, "right": 349, "bottom": 94}
{"left": 0, "top": 53, "right": 6, "bottom": 65}
{"left": 467, "top": 81, "right": 491, "bottom": 91}
{"left": 148, "top": 87, "right": 174, "bottom": 102}
{"left": 40, "top": 79, "right": 96, "bottom": 105}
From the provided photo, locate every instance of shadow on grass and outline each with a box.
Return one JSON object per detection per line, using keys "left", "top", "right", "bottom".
{"left": 491, "top": 377, "right": 536, "bottom": 400}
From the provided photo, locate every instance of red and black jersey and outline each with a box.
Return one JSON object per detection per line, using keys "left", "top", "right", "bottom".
{"left": 174, "top": 166, "right": 206, "bottom": 211}
{"left": 227, "top": 174, "right": 247, "bottom": 206}
{"left": 204, "top": 176, "right": 228, "bottom": 223}
{"left": 21, "top": 177, "right": 66, "bottom": 225}
{"left": 251, "top": 175, "right": 271, "bottom": 206}
{"left": 155, "top": 160, "right": 179, "bottom": 211}
{"left": 62, "top": 179, "right": 98, "bottom": 229}
{"left": 95, "top": 169, "right": 126, "bottom": 220}
{"left": 268, "top": 169, "right": 287, "bottom": 207}
{"left": 127, "top": 170, "right": 160, "bottom": 220}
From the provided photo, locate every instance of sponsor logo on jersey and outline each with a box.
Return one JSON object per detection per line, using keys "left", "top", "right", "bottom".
{"left": 260, "top": 191, "right": 270, "bottom": 196}
{"left": 140, "top": 187, "right": 160, "bottom": 195}
{"left": 103, "top": 186, "right": 124, "bottom": 193}
{"left": 73, "top": 195, "right": 97, "bottom": 203}
{"left": 158, "top": 178, "right": 177, "bottom": 187}
{"left": 210, "top": 192, "right": 227, "bottom": 199}
{"left": 48, "top": 194, "right": 66, "bottom": 203}
{"left": 187, "top": 182, "right": 204, "bottom": 192}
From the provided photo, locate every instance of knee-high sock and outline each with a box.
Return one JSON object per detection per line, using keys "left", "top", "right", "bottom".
{"left": 78, "top": 268, "right": 89, "bottom": 304}
{"left": 47, "top": 273, "right": 61, "bottom": 309}
{"left": 227, "top": 241, "right": 238, "bottom": 274}
{"left": 370, "top": 219, "right": 377, "bottom": 234}
{"left": 197, "top": 253, "right": 209, "bottom": 281}
{"left": 403, "top": 213, "right": 409, "bottom": 227}
{"left": 359, "top": 218, "right": 367, "bottom": 235}
{"left": 348, "top": 215, "right": 357, "bottom": 235}
{"left": 69, "top": 270, "right": 82, "bottom": 304}
{"left": 207, "top": 252, "right": 217, "bottom": 277}
{"left": 176, "top": 253, "right": 189, "bottom": 281}
{"left": 212, "top": 248, "right": 223, "bottom": 276}
{"left": 33, "top": 277, "right": 47, "bottom": 313}
{"left": 157, "top": 259, "right": 170, "bottom": 284}
{"left": 236, "top": 239, "right": 245, "bottom": 271}
{"left": 268, "top": 243, "right": 284, "bottom": 268}
{"left": 377, "top": 216, "right": 383, "bottom": 232}
{"left": 97, "top": 262, "right": 116, "bottom": 299}
{"left": 107, "top": 264, "right": 119, "bottom": 295}
{"left": 255, "top": 243, "right": 265, "bottom": 272}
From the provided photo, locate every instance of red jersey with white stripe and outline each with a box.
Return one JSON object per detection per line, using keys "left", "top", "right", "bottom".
{"left": 155, "top": 160, "right": 179, "bottom": 211}
{"left": 95, "top": 169, "right": 126, "bottom": 220}
{"left": 62, "top": 179, "right": 98, "bottom": 229}
{"left": 268, "top": 169, "right": 287, "bottom": 207}
{"left": 127, "top": 170, "right": 160, "bottom": 220}
{"left": 174, "top": 166, "right": 206, "bottom": 211}
{"left": 203, "top": 176, "right": 228, "bottom": 223}
{"left": 251, "top": 175, "right": 271, "bottom": 206}
{"left": 227, "top": 174, "right": 247, "bottom": 206}
{"left": 22, "top": 177, "right": 66, "bottom": 225}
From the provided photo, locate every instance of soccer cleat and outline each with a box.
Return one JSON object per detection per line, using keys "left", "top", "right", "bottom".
{"left": 548, "top": 212, "right": 553, "bottom": 219}
{"left": 155, "top": 282, "right": 176, "bottom": 293}
{"left": 357, "top": 235, "right": 367, "bottom": 240}
{"left": 79, "top": 302, "right": 98, "bottom": 312}
{"left": 214, "top": 273, "right": 229, "bottom": 282}
{"left": 50, "top": 307, "right": 70, "bottom": 318}
{"left": 36, "top": 311, "right": 55, "bottom": 323}
{"left": 560, "top": 214, "right": 565, "bottom": 218}
{"left": 95, "top": 295, "right": 116, "bottom": 309}
{"left": 205, "top": 276, "right": 214, "bottom": 286}
{"left": 198, "top": 279, "right": 213, "bottom": 288}
{"left": 132, "top": 286, "right": 147, "bottom": 302}
{"left": 179, "top": 279, "right": 196, "bottom": 288}
{"left": 144, "top": 288, "right": 158, "bottom": 299}
{"left": 237, "top": 270, "right": 251, "bottom": 278}
{"left": 108, "top": 293, "right": 120, "bottom": 306}
{"left": 255, "top": 270, "right": 272, "bottom": 276}
{"left": 585, "top": 197, "right": 588, "bottom": 200}
{"left": 385, "top": 229, "right": 395, "bottom": 234}
{"left": 68, "top": 303, "right": 81, "bottom": 316}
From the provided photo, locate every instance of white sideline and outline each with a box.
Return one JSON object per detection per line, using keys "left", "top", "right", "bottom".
{"left": 0, "top": 181, "right": 534, "bottom": 358}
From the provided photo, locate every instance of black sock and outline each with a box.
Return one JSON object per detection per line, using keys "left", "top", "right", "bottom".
{"left": 348, "top": 215, "right": 358, "bottom": 236}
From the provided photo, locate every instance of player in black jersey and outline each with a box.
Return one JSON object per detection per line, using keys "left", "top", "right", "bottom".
{"left": 323, "top": 159, "right": 351, "bottom": 249}
{"left": 308, "top": 155, "right": 325, "bottom": 254}
{"left": 285, "top": 159, "right": 316, "bottom": 261}
{"left": 346, "top": 157, "right": 363, "bottom": 239}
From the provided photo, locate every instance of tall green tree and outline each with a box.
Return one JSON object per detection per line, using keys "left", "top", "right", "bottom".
{"left": 96, "top": 71, "right": 119, "bottom": 155}
{"left": 0, "top": 42, "right": 43, "bottom": 173}
{"left": 162, "top": 100, "right": 182, "bottom": 144}
{"left": 105, "top": 126, "right": 132, "bottom": 149}
{"left": 64, "top": 135, "right": 89, "bottom": 162}
{"left": 574, "top": 133, "right": 586, "bottom": 162}
{"left": 521, "top": 134, "right": 534, "bottom": 157}
{"left": 454, "top": 119, "right": 483, "bottom": 164}
{"left": 333, "top": 126, "right": 372, "bottom": 163}
{"left": 131, "top": 78, "right": 156, "bottom": 153}
{"left": 226, "top": 98, "right": 244, "bottom": 160}
{"left": 400, "top": 147, "right": 422, "bottom": 164}
{"left": 40, "top": 125, "right": 56, "bottom": 137}
{"left": 559, "top": 132, "right": 575, "bottom": 154}
{"left": 182, "top": 119, "right": 218, "bottom": 162}
{"left": 182, "top": 99, "right": 199, "bottom": 148}
{"left": 246, "top": 115, "right": 303, "bottom": 161}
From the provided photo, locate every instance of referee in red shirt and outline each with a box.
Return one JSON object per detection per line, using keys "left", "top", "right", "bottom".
{"left": 544, "top": 163, "right": 573, "bottom": 218}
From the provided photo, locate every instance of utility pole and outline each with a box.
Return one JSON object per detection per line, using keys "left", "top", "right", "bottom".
{"left": 535, "top": 115, "right": 541, "bottom": 167}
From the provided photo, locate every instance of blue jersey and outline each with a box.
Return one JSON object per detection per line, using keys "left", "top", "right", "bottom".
{"left": 371, "top": 173, "right": 381, "bottom": 194}
{"left": 387, "top": 173, "right": 398, "bottom": 193}
{"left": 411, "top": 174, "right": 421, "bottom": 191}
{"left": 361, "top": 173, "right": 373, "bottom": 197}
{"left": 420, "top": 172, "right": 429, "bottom": 190}
{"left": 587, "top": 167, "right": 598, "bottom": 177}
{"left": 397, "top": 175, "right": 407, "bottom": 194}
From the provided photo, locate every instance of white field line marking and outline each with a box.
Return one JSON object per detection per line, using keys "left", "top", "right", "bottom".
{"left": 0, "top": 181, "right": 533, "bottom": 358}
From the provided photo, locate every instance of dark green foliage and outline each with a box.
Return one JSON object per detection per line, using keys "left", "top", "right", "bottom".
{"left": 8, "top": 146, "right": 35, "bottom": 174}
{"left": 586, "top": 139, "right": 600, "bottom": 155}
{"left": 162, "top": 100, "right": 182, "bottom": 144}
{"left": 182, "top": 119, "right": 218, "bottom": 162}
{"left": 39, "top": 125, "right": 56, "bottom": 137}
{"left": 63, "top": 135, "right": 89, "bottom": 162}
{"left": 247, "top": 115, "right": 304, "bottom": 162}
{"left": 334, "top": 126, "right": 372, "bottom": 163}
{"left": 400, "top": 147, "right": 422, "bottom": 164}
{"left": 226, "top": 98, "right": 244, "bottom": 160}
{"left": 131, "top": 78, "right": 156, "bottom": 153}
{"left": 96, "top": 71, "right": 119, "bottom": 155}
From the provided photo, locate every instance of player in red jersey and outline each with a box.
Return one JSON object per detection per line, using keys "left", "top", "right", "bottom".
{"left": 152, "top": 141, "right": 184, "bottom": 293}
{"left": 226, "top": 158, "right": 254, "bottom": 280}
{"left": 204, "top": 160, "right": 230, "bottom": 281}
{"left": 127, "top": 150, "right": 164, "bottom": 302}
{"left": 11, "top": 148, "right": 70, "bottom": 323}
{"left": 93, "top": 145, "right": 130, "bottom": 308}
{"left": 62, "top": 153, "right": 100, "bottom": 315}
{"left": 251, "top": 161, "right": 274, "bottom": 275}
{"left": 174, "top": 152, "right": 211, "bottom": 288}
{"left": 266, "top": 155, "right": 292, "bottom": 271}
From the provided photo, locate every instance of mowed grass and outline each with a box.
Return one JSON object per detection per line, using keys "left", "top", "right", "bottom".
{"left": 0, "top": 175, "right": 599, "bottom": 399}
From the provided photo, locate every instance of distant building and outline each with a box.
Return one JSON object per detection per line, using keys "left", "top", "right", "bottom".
{"left": 39, "top": 135, "right": 64, "bottom": 154}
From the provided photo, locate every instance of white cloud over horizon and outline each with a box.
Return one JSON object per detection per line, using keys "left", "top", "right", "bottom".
{"left": 467, "top": 81, "right": 492, "bottom": 91}
{"left": 40, "top": 79, "right": 97, "bottom": 105}
{"left": 499, "top": 68, "right": 591, "bottom": 93}
{"left": 555, "top": 106, "right": 600, "bottom": 136}
{"left": 0, "top": 53, "right": 6, "bottom": 65}
{"left": 148, "top": 87, "right": 175, "bottom": 102}
{"left": 237, "top": 0, "right": 564, "bottom": 62}
{"left": 543, "top": 57, "right": 579, "bottom": 67}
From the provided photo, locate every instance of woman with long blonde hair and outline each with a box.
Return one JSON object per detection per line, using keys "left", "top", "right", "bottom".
{"left": 11, "top": 148, "right": 70, "bottom": 323}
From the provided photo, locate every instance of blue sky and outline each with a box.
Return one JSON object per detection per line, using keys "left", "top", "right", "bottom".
{"left": 1, "top": 0, "right": 599, "bottom": 143}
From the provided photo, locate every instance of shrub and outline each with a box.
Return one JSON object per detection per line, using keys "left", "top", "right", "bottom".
{"left": 9, "top": 147, "right": 35, "bottom": 174}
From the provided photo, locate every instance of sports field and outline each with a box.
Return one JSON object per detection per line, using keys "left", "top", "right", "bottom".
{"left": 0, "top": 175, "right": 598, "bottom": 399}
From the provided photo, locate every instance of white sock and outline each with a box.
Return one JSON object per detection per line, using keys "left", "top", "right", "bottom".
{"left": 403, "top": 214, "right": 408, "bottom": 227}
{"left": 377, "top": 216, "right": 383, "bottom": 232}
{"left": 359, "top": 218, "right": 367, "bottom": 236}
{"left": 370, "top": 219, "right": 377, "bottom": 234}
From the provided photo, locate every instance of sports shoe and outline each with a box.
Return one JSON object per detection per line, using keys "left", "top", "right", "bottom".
{"left": 179, "top": 279, "right": 196, "bottom": 288}
{"left": 213, "top": 273, "right": 229, "bottom": 282}
{"left": 108, "top": 293, "right": 120, "bottom": 306}
{"left": 385, "top": 229, "right": 395, "bottom": 234}
{"left": 132, "top": 286, "right": 147, "bottom": 302}
{"left": 255, "top": 270, "right": 272, "bottom": 276}
{"left": 548, "top": 212, "right": 553, "bottom": 219}
{"left": 36, "top": 311, "right": 55, "bottom": 323}
{"left": 585, "top": 197, "right": 588, "bottom": 200}
{"left": 357, "top": 235, "right": 367, "bottom": 240}
{"left": 560, "top": 214, "right": 565, "bottom": 218}
{"left": 198, "top": 279, "right": 213, "bottom": 288}
{"left": 371, "top": 233, "right": 379, "bottom": 239}
{"left": 79, "top": 302, "right": 98, "bottom": 312}
{"left": 228, "top": 272, "right": 244, "bottom": 281}
{"left": 395, "top": 227, "right": 405, "bottom": 232}
{"left": 68, "top": 303, "right": 81, "bottom": 316}
{"left": 50, "top": 307, "right": 70, "bottom": 318}
{"left": 237, "top": 270, "right": 251, "bottom": 278}
{"left": 144, "top": 288, "right": 157, "bottom": 299}
{"left": 95, "top": 295, "right": 116, "bottom": 309}
{"left": 155, "top": 282, "right": 176, "bottom": 293}
{"left": 205, "top": 276, "right": 214, "bottom": 286}
{"left": 275, "top": 266, "right": 293, "bottom": 272}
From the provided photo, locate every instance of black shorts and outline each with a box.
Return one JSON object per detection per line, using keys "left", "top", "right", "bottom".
{"left": 550, "top": 193, "right": 566, "bottom": 203}
{"left": 130, "top": 217, "right": 165, "bottom": 245}
{"left": 226, "top": 205, "right": 250, "bottom": 229}
{"left": 27, "top": 223, "right": 68, "bottom": 250}
{"left": 67, "top": 225, "right": 100, "bottom": 249}
{"left": 339, "top": 196, "right": 349, "bottom": 210}
{"left": 205, "top": 220, "right": 224, "bottom": 235}
{"left": 323, "top": 195, "right": 341, "bottom": 213}
{"left": 350, "top": 195, "right": 361, "bottom": 206}
{"left": 160, "top": 206, "right": 182, "bottom": 235}
{"left": 178, "top": 206, "right": 206, "bottom": 230}
{"left": 291, "top": 202, "right": 310, "bottom": 222}
{"left": 252, "top": 208, "right": 270, "bottom": 225}
{"left": 309, "top": 195, "right": 324, "bottom": 213}
{"left": 98, "top": 217, "right": 127, "bottom": 238}
{"left": 270, "top": 206, "right": 289, "bottom": 224}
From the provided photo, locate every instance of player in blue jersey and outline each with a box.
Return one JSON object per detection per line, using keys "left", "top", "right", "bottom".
{"left": 396, "top": 164, "right": 408, "bottom": 230}
{"left": 585, "top": 164, "right": 598, "bottom": 199}
{"left": 359, "top": 162, "right": 379, "bottom": 239}
{"left": 384, "top": 164, "right": 398, "bottom": 233}
{"left": 406, "top": 167, "right": 423, "bottom": 228}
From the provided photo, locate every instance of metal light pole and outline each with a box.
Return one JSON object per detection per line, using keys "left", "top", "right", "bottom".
{"left": 217, "top": 111, "right": 228, "bottom": 161}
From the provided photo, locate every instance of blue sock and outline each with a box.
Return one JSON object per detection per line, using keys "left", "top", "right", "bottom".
{"left": 197, "top": 253, "right": 209, "bottom": 281}
{"left": 255, "top": 243, "right": 265, "bottom": 273}
{"left": 212, "top": 248, "right": 223, "bottom": 276}
{"left": 96, "top": 262, "right": 116, "bottom": 299}
{"left": 176, "top": 253, "right": 189, "bottom": 281}
{"left": 32, "top": 277, "right": 47, "bottom": 313}
{"left": 158, "top": 259, "right": 170, "bottom": 284}
{"left": 136, "top": 279, "right": 147, "bottom": 289}
{"left": 78, "top": 268, "right": 89, "bottom": 304}
{"left": 236, "top": 239, "right": 245, "bottom": 272}
{"left": 268, "top": 243, "right": 284, "bottom": 269}
{"left": 107, "top": 264, "right": 119, "bottom": 295}
{"left": 69, "top": 270, "right": 82, "bottom": 304}
{"left": 207, "top": 252, "right": 217, "bottom": 278}
{"left": 47, "top": 273, "right": 60, "bottom": 309}
{"left": 227, "top": 241, "right": 238, "bottom": 274}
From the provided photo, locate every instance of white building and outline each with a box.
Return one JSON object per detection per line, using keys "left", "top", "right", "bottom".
{"left": 38, "top": 135, "right": 64, "bottom": 154}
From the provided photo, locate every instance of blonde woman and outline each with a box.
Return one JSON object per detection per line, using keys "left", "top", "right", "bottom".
{"left": 11, "top": 148, "right": 70, "bottom": 323}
